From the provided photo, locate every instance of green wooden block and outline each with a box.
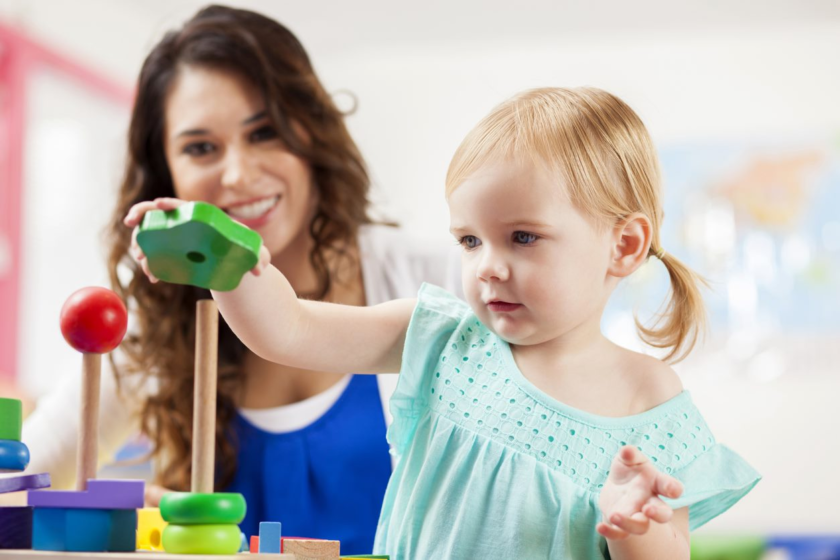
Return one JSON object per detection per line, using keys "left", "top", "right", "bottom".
{"left": 0, "top": 398, "right": 22, "bottom": 441}
{"left": 136, "top": 202, "right": 262, "bottom": 292}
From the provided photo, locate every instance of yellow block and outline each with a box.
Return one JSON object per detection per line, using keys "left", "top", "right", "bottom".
{"left": 137, "top": 507, "right": 168, "bottom": 551}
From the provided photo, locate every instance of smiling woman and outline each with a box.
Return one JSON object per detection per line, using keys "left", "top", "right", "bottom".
{"left": 20, "top": 4, "right": 461, "bottom": 554}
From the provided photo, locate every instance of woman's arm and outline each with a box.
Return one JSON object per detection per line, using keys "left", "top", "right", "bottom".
{"left": 213, "top": 264, "right": 415, "bottom": 375}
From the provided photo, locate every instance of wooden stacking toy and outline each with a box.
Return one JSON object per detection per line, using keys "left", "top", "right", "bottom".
{"left": 136, "top": 201, "right": 262, "bottom": 291}
{"left": 24, "top": 286, "right": 143, "bottom": 552}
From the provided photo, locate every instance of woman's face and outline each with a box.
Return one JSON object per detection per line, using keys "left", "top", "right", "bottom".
{"left": 163, "top": 66, "right": 316, "bottom": 259}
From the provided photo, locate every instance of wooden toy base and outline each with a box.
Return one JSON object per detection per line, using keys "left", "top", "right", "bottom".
{"left": 0, "top": 552, "right": 295, "bottom": 558}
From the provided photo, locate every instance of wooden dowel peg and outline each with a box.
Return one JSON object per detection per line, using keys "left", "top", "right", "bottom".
{"left": 191, "top": 299, "right": 219, "bottom": 494}
{"left": 76, "top": 352, "right": 101, "bottom": 491}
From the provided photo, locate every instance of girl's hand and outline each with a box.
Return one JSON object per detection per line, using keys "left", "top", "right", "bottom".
{"left": 123, "top": 197, "right": 271, "bottom": 281}
{"left": 124, "top": 197, "right": 187, "bottom": 284}
{"left": 596, "top": 445, "right": 684, "bottom": 540}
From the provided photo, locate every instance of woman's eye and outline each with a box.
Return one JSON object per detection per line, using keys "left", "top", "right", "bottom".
{"left": 513, "top": 231, "right": 538, "bottom": 244}
{"left": 183, "top": 142, "right": 215, "bottom": 157}
{"left": 460, "top": 235, "right": 481, "bottom": 249}
{"left": 250, "top": 125, "right": 278, "bottom": 142}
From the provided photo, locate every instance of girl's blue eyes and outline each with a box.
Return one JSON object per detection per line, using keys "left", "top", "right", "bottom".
{"left": 513, "top": 231, "right": 538, "bottom": 244}
{"left": 458, "top": 231, "right": 538, "bottom": 249}
{"left": 460, "top": 235, "right": 481, "bottom": 249}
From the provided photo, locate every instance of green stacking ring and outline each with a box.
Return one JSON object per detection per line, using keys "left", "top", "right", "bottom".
{"left": 162, "top": 523, "right": 242, "bottom": 555}
{"left": 0, "top": 398, "right": 22, "bottom": 441}
{"left": 159, "top": 492, "right": 246, "bottom": 525}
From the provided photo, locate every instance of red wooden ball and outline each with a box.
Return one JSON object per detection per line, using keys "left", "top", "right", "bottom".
{"left": 60, "top": 287, "right": 128, "bottom": 354}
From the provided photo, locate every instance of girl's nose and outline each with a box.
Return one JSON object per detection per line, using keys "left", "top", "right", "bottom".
{"left": 476, "top": 248, "right": 510, "bottom": 282}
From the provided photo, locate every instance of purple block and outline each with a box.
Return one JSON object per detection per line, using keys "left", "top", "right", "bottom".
{"left": 28, "top": 479, "right": 144, "bottom": 510}
{"left": 0, "top": 473, "right": 51, "bottom": 494}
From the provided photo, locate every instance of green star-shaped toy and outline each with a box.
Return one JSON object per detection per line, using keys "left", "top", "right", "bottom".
{"left": 136, "top": 202, "right": 262, "bottom": 291}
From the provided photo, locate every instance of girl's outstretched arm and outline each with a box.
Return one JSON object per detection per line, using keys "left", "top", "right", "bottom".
{"left": 212, "top": 264, "right": 415, "bottom": 375}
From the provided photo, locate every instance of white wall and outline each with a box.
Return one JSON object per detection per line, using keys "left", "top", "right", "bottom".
{"left": 3, "top": 0, "right": 839, "bottom": 535}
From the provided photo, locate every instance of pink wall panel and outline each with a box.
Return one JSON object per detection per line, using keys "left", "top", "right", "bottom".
{"left": 0, "top": 23, "right": 132, "bottom": 380}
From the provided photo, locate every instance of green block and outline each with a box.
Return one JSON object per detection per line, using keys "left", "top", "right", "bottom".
{"left": 136, "top": 202, "right": 262, "bottom": 292}
{"left": 0, "top": 398, "right": 22, "bottom": 441}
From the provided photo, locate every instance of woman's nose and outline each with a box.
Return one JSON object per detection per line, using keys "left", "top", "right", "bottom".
{"left": 220, "top": 147, "right": 258, "bottom": 190}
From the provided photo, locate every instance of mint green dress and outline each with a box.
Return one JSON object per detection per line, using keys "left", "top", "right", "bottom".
{"left": 373, "top": 284, "right": 760, "bottom": 560}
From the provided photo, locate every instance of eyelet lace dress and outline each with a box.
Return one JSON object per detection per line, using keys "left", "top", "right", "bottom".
{"left": 374, "top": 284, "right": 760, "bottom": 560}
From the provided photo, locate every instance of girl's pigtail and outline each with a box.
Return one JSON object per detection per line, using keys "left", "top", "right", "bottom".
{"left": 636, "top": 249, "right": 709, "bottom": 363}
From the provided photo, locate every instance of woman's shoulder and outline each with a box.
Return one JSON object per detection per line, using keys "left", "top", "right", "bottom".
{"left": 358, "top": 224, "right": 462, "bottom": 302}
{"left": 358, "top": 224, "right": 454, "bottom": 258}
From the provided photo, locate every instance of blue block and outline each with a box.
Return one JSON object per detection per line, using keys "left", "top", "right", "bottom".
{"left": 32, "top": 507, "right": 136, "bottom": 552}
{"left": 0, "top": 439, "right": 30, "bottom": 472}
{"left": 32, "top": 508, "right": 65, "bottom": 551}
{"left": 259, "top": 521, "right": 281, "bottom": 554}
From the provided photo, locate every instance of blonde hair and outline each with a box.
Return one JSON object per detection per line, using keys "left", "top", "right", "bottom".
{"left": 446, "top": 87, "right": 707, "bottom": 363}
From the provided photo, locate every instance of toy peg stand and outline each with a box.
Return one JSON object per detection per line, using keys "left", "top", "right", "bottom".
{"left": 58, "top": 287, "right": 127, "bottom": 491}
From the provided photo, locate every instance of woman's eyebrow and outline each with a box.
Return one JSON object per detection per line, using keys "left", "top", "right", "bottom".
{"left": 242, "top": 111, "right": 267, "bottom": 125}
{"left": 175, "top": 111, "right": 269, "bottom": 138}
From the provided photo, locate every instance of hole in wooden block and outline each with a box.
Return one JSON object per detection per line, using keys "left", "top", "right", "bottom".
{"left": 187, "top": 251, "right": 206, "bottom": 263}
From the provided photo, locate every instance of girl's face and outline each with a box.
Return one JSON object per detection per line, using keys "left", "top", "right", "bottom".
{"left": 448, "top": 159, "right": 617, "bottom": 348}
{"left": 163, "top": 66, "right": 316, "bottom": 259}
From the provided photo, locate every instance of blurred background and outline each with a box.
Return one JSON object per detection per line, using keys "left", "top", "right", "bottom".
{"left": 0, "top": 1, "right": 838, "bottom": 558}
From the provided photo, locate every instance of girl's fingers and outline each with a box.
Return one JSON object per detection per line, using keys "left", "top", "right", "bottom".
{"left": 596, "top": 522, "right": 629, "bottom": 540}
{"left": 608, "top": 511, "right": 650, "bottom": 536}
{"left": 124, "top": 201, "right": 162, "bottom": 227}
{"left": 140, "top": 259, "right": 158, "bottom": 284}
{"left": 653, "top": 472, "right": 684, "bottom": 500}
{"left": 250, "top": 245, "right": 271, "bottom": 277}
{"left": 616, "top": 445, "right": 649, "bottom": 468}
{"left": 642, "top": 496, "right": 674, "bottom": 524}
{"left": 124, "top": 198, "right": 186, "bottom": 227}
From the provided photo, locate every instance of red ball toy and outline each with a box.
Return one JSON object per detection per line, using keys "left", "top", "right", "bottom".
{"left": 60, "top": 287, "right": 128, "bottom": 354}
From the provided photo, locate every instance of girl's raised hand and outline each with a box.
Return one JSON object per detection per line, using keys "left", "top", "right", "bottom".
{"left": 124, "top": 197, "right": 186, "bottom": 284}
{"left": 123, "top": 197, "right": 271, "bottom": 283}
{"left": 596, "top": 445, "right": 684, "bottom": 540}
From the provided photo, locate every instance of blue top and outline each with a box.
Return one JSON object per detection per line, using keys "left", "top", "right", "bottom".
{"left": 227, "top": 373, "right": 392, "bottom": 555}
{"left": 374, "top": 284, "right": 761, "bottom": 560}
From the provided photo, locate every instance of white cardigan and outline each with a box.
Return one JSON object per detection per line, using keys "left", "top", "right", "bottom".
{"left": 19, "top": 225, "right": 462, "bottom": 490}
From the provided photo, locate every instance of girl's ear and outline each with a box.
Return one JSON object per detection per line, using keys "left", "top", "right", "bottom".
{"left": 608, "top": 213, "right": 652, "bottom": 278}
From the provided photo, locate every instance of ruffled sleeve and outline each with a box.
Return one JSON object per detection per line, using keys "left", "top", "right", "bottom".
{"left": 387, "top": 283, "right": 469, "bottom": 454}
{"left": 664, "top": 443, "right": 761, "bottom": 531}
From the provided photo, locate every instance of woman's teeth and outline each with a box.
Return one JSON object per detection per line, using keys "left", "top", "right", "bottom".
{"left": 226, "top": 196, "right": 280, "bottom": 220}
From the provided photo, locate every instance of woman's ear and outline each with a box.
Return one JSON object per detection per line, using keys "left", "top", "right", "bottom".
{"left": 608, "top": 213, "right": 652, "bottom": 278}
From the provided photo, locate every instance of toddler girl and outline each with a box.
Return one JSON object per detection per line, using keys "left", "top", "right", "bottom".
{"left": 131, "top": 87, "right": 760, "bottom": 559}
